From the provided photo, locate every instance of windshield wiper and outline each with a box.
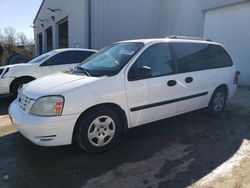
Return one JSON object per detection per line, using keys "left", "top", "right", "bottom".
{"left": 74, "top": 67, "right": 91, "bottom": 76}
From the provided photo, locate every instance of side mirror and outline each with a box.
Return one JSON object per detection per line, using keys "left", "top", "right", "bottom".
{"left": 128, "top": 66, "right": 152, "bottom": 81}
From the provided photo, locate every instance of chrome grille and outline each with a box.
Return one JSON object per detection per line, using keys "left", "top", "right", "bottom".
{"left": 18, "top": 92, "right": 32, "bottom": 112}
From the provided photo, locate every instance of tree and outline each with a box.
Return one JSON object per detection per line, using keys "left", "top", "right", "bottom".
{"left": 0, "top": 29, "right": 3, "bottom": 44}
{"left": 17, "top": 32, "right": 28, "bottom": 46}
{"left": 4, "top": 27, "right": 17, "bottom": 46}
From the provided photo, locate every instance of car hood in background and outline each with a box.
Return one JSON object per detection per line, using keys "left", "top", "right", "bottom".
{"left": 0, "top": 63, "right": 32, "bottom": 69}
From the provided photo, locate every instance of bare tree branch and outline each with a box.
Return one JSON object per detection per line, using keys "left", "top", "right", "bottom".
{"left": 17, "top": 32, "right": 28, "bottom": 46}
{"left": 4, "top": 27, "right": 17, "bottom": 46}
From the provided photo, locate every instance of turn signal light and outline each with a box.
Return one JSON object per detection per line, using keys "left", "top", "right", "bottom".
{"left": 54, "top": 101, "right": 64, "bottom": 115}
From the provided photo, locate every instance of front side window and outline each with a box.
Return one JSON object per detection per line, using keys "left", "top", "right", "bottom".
{"left": 128, "top": 43, "right": 174, "bottom": 80}
{"left": 44, "top": 53, "right": 61, "bottom": 66}
{"left": 76, "top": 42, "right": 144, "bottom": 76}
{"left": 28, "top": 51, "right": 56, "bottom": 64}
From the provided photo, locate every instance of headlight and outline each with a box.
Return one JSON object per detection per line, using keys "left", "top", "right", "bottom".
{"left": 30, "top": 96, "right": 64, "bottom": 116}
{"left": 1, "top": 68, "right": 9, "bottom": 78}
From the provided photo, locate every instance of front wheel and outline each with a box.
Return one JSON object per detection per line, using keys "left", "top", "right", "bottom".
{"left": 10, "top": 78, "right": 34, "bottom": 98}
{"left": 207, "top": 89, "right": 226, "bottom": 116}
{"left": 75, "top": 106, "right": 122, "bottom": 153}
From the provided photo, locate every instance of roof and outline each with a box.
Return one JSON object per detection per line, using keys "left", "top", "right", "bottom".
{"left": 119, "top": 37, "right": 220, "bottom": 46}
{"left": 52, "top": 48, "right": 97, "bottom": 53}
{"left": 33, "top": 0, "right": 45, "bottom": 24}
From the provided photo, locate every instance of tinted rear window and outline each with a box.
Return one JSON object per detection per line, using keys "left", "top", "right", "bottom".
{"left": 76, "top": 51, "right": 95, "bottom": 63}
{"left": 173, "top": 42, "right": 233, "bottom": 73}
{"left": 61, "top": 51, "right": 95, "bottom": 64}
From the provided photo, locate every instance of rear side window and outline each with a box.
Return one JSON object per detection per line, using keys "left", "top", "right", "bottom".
{"left": 173, "top": 43, "right": 233, "bottom": 73}
{"left": 75, "top": 51, "right": 95, "bottom": 63}
{"left": 60, "top": 51, "right": 95, "bottom": 64}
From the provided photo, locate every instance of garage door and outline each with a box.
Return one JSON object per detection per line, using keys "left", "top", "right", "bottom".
{"left": 203, "top": 2, "right": 250, "bottom": 85}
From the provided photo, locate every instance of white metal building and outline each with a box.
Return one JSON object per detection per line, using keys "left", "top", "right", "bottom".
{"left": 34, "top": 0, "right": 250, "bottom": 85}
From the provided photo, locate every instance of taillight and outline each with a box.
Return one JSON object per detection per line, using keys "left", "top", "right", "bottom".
{"left": 233, "top": 71, "right": 240, "bottom": 84}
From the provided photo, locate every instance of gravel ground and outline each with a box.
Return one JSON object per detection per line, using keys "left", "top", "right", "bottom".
{"left": 0, "top": 87, "right": 249, "bottom": 188}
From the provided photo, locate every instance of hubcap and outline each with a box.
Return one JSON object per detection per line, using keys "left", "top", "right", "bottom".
{"left": 87, "top": 116, "right": 116, "bottom": 147}
{"left": 213, "top": 92, "right": 225, "bottom": 112}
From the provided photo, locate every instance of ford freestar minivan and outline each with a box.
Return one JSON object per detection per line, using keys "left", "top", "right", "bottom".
{"left": 9, "top": 37, "right": 240, "bottom": 152}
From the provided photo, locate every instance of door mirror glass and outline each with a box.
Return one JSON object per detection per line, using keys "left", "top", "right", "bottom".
{"left": 128, "top": 66, "right": 152, "bottom": 81}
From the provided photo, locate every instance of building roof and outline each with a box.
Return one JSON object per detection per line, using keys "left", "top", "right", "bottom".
{"left": 33, "top": 0, "right": 45, "bottom": 24}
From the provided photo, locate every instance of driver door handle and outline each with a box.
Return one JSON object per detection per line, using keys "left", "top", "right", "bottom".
{"left": 185, "top": 77, "right": 193, "bottom": 83}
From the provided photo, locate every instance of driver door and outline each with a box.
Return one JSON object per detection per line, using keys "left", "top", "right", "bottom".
{"left": 126, "top": 43, "right": 181, "bottom": 127}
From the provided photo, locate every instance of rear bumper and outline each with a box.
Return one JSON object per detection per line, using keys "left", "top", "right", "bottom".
{"left": 9, "top": 100, "right": 80, "bottom": 146}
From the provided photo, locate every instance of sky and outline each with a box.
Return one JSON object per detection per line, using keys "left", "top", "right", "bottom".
{"left": 0, "top": 0, "right": 43, "bottom": 40}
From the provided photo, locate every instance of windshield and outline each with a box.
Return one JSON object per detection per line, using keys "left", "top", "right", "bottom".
{"left": 28, "top": 51, "right": 56, "bottom": 64}
{"left": 76, "top": 42, "right": 144, "bottom": 76}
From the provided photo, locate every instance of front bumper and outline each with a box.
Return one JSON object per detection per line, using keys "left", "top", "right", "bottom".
{"left": 9, "top": 100, "right": 80, "bottom": 146}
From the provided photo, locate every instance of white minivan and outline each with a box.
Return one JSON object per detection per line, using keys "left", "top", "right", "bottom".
{"left": 9, "top": 37, "right": 240, "bottom": 152}
{"left": 0, "top": 48, "right": 96, "bottom": 97}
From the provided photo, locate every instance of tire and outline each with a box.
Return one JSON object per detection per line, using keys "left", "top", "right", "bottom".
{"left": 207, "top": 88, "right": 227, "bottom": 116}
{"left": 75, "top": 106, "right": 122, "bottom": 153}
{"left": 10, "top": 78, "right": 34, "bottom": 98}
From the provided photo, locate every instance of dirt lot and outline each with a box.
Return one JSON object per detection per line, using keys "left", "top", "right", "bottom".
{"left": 0, "top": 87, "right": 250, "bottom": 188}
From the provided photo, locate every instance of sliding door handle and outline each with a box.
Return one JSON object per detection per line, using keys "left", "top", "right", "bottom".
{"left": 167, "top": 80, "right": 177, "bottom": 87}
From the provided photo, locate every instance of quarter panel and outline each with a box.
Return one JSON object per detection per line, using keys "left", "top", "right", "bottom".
{"left": 61, "top": 73, "right": 130, "bottom": 125}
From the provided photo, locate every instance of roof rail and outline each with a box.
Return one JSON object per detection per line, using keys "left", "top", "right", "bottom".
{"left": 169, "top": 35, "right": 212, "bottom": 42}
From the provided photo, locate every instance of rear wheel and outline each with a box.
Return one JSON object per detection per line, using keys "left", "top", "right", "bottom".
{"left": 207, "top": 88, "right": 227, "bottom": 116}
{"left": 75, "top": 106, "right": 122, "bottom": 153}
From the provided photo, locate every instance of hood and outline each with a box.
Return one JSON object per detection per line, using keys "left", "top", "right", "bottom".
{"left": 0, "top": 63, "right": 31, "bottom": 69}
{"left": 0, "top": 63, "right": 36, "bottom": 78}
{"left": 22, "top": 72, "right": 105, "bottom": 99}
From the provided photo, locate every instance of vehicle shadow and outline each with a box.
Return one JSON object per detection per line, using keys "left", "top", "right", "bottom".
{"left": 0, "top": 96, "right": 13, "bottom": 116}
{"left": 0, "top": 101, "right": 249, "bottom": 188}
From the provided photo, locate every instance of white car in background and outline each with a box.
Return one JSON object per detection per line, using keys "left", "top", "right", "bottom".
{"left": 9, "top": 37, "right": 240, "bottom": 153}
{"left": 0, "top": 48, "right": 96, "bottom": 97}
